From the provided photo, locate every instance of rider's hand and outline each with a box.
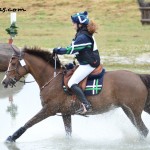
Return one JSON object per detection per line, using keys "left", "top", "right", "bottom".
{"left": 53, "top": 47, "right": 61, "bottom": 54}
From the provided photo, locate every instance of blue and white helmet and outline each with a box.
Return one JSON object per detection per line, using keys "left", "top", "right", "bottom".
{"left": 71, "top": 11, "right": 89, "bottom": 25}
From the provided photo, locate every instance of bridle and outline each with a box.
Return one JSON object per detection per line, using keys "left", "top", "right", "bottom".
{"left": 5, "top": 46, "right": 29, "bottom": 87}
{"left": 6, "top": 56, "right": 27, "bottom": 76}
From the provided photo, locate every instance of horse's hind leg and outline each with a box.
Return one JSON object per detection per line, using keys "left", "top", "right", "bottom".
{"left": 62, "top": 114, "right": 72, "bottom": 137}
{"left": 122, "top": 104, "right": 149, "bottom": 137}
{"left": 6, "top": 104, "right": 55, "bottom": 142}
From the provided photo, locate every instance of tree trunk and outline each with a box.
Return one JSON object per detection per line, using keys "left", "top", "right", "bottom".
{"left": 137, "top": 0, "right": 150, "bottom": 7}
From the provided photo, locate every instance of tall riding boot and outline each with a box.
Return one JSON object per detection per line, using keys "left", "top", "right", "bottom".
{"left": 71, "top": 84, "right": 92, "bottom": 114}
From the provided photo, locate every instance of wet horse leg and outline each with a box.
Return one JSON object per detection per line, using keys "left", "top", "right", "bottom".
{"left": 62, "top": 114, "right": 72, "bottom": 137}
{"left": 135, "top": 116, "right": 149, "bottom": 137}
{"left": 6, "top": 104, "right": 56, "bottom": 142}
{"left": 122, "top": 104, "right": 149, "bottom": 137}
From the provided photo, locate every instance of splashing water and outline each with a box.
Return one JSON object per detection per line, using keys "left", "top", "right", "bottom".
{"left": 0, "top": 73, "right": 150, "bottom": 150}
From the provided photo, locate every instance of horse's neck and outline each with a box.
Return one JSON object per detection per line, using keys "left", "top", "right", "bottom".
{"left": 24, "top": 54, "right": 56, "bottom": 88}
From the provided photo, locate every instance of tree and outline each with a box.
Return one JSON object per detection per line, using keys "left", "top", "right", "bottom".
{"left": 137, "top": 0, "right": 150, "bottom": 7}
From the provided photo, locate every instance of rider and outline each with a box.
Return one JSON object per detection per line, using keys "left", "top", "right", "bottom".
{"left": 53, "top": 11, "right": 101, "bottom": 114}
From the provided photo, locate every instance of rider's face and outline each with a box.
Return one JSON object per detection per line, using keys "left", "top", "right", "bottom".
{"left": 72, "top": 23, "right": 77, "bottom": 31}
{"left": 72, "top": 23, "right": 82, "bottom": 31}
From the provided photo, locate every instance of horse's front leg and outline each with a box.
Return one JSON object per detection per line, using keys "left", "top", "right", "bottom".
{"left": 6, "top": 104, "right": 56, "bottom": 142}
{"left": 62, "top": 114, "right": 72, "bottom": 137}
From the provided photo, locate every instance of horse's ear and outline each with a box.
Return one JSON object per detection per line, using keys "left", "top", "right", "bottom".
{"left": 11, "top": 45, "right": 20, "bottom": 55}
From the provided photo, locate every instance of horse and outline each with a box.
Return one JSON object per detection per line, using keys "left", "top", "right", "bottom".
{"left": 1, "top": 45, "right": 150, "bottom": 142}
{"left": 0, "top": 43, "right": 14, "bottom": 71}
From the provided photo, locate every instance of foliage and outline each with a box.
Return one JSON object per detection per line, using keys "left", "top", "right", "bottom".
{"left": 5, "top": 22, "right": 18, "bottom": 37}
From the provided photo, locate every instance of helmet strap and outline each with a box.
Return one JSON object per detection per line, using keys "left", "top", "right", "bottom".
{"left": 77, "top": 24, "right": 83, "bottom": 32}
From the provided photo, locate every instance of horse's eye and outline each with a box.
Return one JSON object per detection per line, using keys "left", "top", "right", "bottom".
{"left": 10, "top": 57, "right": 17, "bottom": 65}
{"left": 10, "top": 59, "right": 16, "bottom": 66}
{"left": 11, "top": 57, "right": 16, "bottom": 60}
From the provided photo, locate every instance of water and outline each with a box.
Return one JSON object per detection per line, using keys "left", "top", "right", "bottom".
{"left": 0, "top": 72, "right": 150, "bottom": 150}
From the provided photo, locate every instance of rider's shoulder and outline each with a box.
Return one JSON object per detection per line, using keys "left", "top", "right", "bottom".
{"left": 76, "top": 33, "right": 90, "bottom": 42}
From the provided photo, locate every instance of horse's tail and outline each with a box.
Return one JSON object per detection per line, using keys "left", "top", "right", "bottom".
{"left": 138, "top": 74, "right": 150, "bottom": 113}
{"left": 139, "top": 74, "right": 150, "bottom": 89}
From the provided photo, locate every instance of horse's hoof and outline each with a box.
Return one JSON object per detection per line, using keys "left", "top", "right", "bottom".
{"left": 5, "top": 136, "right": 15, "bottom": 143}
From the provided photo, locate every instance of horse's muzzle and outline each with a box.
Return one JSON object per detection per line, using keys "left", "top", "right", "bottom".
{"left": 1, "top": 77, "right": 16, "bottom": 88}
{"left": 1, "top": 79, "right": 9, "bottom": 88}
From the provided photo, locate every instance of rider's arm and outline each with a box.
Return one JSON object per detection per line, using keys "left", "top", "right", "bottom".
{"left": 54, "top": 34, "right": 92, "bottom": 55}
{"left": 65, "top": 34, "right": 92, "bottom": 54}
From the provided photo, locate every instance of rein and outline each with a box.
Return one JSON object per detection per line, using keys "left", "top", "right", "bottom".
{"left": 40, "top": 53, "right": 63, "bottom": 91}
{"left": 19, "top": 79, "right": 35, "bottom": 84}
{"left": 40, "top": 71, "right": 63, "bottom": 91}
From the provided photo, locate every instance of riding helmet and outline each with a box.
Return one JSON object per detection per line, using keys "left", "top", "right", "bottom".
{"left": 71, "top": 11, "right": 89, "bottom": 25}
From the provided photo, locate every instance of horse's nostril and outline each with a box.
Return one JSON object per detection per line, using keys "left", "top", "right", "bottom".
{"left": 1, "top": 79, "right": 7, "bottom": 85}
{"left": 2, "top": 81, "right": 6, "bottom": 86}
{"left": 1, "top": 80, "right": 8, "bottom": 88}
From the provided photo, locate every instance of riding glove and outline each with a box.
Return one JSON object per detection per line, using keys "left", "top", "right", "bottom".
{"left": 53, "top": 47, "right": 67, "bottom": 55}
{"left": 53, "top": 47, "right": 61, "bottom": 54}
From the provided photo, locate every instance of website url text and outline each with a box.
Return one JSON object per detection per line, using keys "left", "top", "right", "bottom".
{"left": 0, "top": 7, "right": 26, "bottom": 13}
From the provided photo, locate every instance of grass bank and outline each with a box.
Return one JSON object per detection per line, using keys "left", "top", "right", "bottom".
{"left": 0, "top": 0, "right": 150, "bottom": 71}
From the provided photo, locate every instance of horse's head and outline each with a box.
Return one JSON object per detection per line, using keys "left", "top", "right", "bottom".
{"left": 1, "top": 46, "right": 28, "bottom": 88}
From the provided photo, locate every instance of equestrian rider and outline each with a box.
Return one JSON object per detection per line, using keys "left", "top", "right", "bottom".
{"left": 53, "top": 11, "right": 100, "bottom": 114}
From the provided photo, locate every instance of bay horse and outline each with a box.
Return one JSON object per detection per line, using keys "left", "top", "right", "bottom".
{"left": 1, "top": 45, "right": 150, "bottom": 142}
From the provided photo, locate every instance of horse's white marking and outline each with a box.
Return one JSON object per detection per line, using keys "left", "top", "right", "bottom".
{"left": 1, "top": 75, "right": 7, "bottom": 84}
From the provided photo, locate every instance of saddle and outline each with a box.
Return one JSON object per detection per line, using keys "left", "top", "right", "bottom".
{"left": 63, "top": 64, "right": 103, "bottom": 93}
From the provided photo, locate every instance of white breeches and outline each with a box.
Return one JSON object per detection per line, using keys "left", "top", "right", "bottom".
{"left": 68, "top": 64, "right": 95, "bottom": 88}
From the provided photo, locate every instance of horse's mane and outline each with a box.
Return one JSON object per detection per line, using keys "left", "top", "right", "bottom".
{"left": 22, "top": 47, "right": 61, "bottom": 68}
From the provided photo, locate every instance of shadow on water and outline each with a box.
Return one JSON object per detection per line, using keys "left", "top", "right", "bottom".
{"left": 0, "top": 73, "right": 25, "bottom": 99}
{"left": 5, "top": 142, "right": 20, "bottom": 150}
{"left": 0, "top": 73, "right": 26, "bottom": 119}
